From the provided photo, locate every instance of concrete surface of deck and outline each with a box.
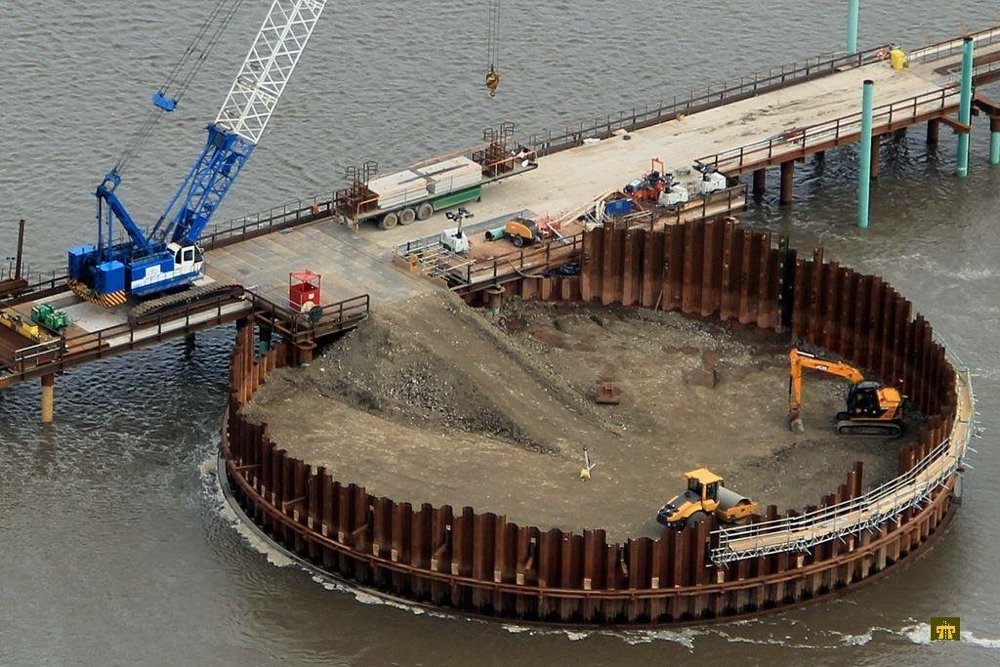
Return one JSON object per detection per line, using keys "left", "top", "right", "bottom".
{"left": 208, "top": 42, "right": 996, "bottom": 304}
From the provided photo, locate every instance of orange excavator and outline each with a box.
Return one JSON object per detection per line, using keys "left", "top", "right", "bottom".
{"left": 788, "top": 348, "right": 905, "bottom": 438}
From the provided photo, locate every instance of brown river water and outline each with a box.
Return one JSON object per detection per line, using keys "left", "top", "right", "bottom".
{"left": 1, "top": 1, "right": 998, "bottom": 664}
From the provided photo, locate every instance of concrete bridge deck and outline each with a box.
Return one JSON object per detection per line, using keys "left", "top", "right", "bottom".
{"left": 4, "top": 27, "right": 1000, "bottom": 394}
{"left": 206, "top": 32, "right": 1000, "bottom": 306}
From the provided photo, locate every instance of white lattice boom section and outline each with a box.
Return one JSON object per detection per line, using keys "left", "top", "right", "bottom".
{"left": 215, "top": 0, "right": 326, "bottom": 144}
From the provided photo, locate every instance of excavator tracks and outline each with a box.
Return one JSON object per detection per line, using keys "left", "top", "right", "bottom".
{"left": 128, "top": 283, "right": 245, "bottom": 325}
{"left": 835, "top": 420, "right": 903, "bottom": 438}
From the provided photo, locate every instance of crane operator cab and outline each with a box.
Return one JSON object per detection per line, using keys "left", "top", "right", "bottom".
{"left": 124, "top": 242, "right": 205, "bottom": 297}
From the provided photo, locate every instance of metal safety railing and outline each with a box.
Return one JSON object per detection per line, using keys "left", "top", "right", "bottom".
{"left": 521, "top": 45, "right": 892, "bottom": 157}
{"left": 2, "top": 290, "right": 370, "bottom": 382}
{"left": 200, "top": 196, "right": 335, "bottom": 250}
{"left": 246, "top": 291, "right": 370, "bottom": 342}
{"left": 696, "top": 85, "right": 961, "bottom": 175}
{"left": 458, "top": 232, "right": 585, "bottom": 288}
{"left": 609, "top": 186, "right": 747, "bottom": 231}
{"left": 968, "top": 55, "right": 1000, "bottom": 85}
{"left": 0, "top": 268, "right": 68, "bottom": 300}
{"left": 907, "top": 24, "right": 1000, "bottom": 64}
{"left": 711, "top": 369, "right": 974, "bottom": 565}
{"left": 5, "top": 294, "right": 250, "bottom": 380}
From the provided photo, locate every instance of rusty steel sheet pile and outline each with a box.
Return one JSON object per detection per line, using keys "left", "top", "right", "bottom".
{"left": 221, "top": 220, "right": 967, "bottom": 625}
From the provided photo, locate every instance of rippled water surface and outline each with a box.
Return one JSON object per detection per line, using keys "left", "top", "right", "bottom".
{"left": 2, "top": 1, "right": 999, "bottom": 664}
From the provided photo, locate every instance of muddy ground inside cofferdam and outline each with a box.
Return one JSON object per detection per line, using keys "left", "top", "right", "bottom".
{"left": 244, "top": 291, "right": 916, "bottom": 540}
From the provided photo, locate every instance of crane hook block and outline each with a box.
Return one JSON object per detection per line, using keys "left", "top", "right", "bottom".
{"left": 486, "top": 68, "right": 500, "bottom": 97}
{"left": 152, "top": 92, "right": 178, "bottom": 112}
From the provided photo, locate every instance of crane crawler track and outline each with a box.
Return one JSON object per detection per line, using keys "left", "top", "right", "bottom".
{"left": 128, "top": 283, "right": 245, "bottom": 325}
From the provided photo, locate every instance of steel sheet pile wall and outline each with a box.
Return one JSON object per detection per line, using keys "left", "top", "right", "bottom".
{"left": 222, "top": 220, "right": 962, "bottom": 625}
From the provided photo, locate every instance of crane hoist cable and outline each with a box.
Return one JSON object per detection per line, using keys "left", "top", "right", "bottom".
{"left": 486, "top": 0, "right": 501, "bottom": 96}
{"left": 114, "top": 0, "right": 246, "bottom": 174}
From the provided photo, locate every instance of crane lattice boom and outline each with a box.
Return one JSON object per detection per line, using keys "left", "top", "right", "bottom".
{"left": 216, "top": 0, "right": 326, "bottom": 144}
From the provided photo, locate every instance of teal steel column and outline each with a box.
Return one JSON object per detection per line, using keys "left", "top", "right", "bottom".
{"left": 991, "top": 123, "right": 1000, "bottom": 165}
{"left": 957, "top": 36, "right": 975, "bottom": 177}
{"left": 847, "top": 0, "right": 860, "bottom": 55}
{"left": 858, "top": 79, "right": 874, "bottom": 229}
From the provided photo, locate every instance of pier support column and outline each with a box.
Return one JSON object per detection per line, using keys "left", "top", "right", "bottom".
{"left": 926, "top": 119, "right": 940, "bottom": 145}
{"left": 893, "top": 127, "right": 907, "bottom": 141}
{"left": 296, "top": 340, "right": 317, "bottom": 366}
{"left": 752, "top": 168, "right": 766, "bottom": 198}
{"left": 957, "top": 36, "right": 974, "bottom": 178}
{"left": 259, "top": 323, "right": 273, "bottom": 352}
{"left": 779, "top": 161, "right": 794, "bottom": 205}
{"left": 870, "top": 135, "right": 881, "bottom": 180}
{"left": 846, "top": 0, "right": 860, "bottom": 55}
{"left": 184, "top": 332, "right": 196, "bottom": 351}
{"left": 990, "top": 117, "right": 1000, "bottom": 165}
{"left": 858, "top": 79, "right": 875, "bottom": 229}
{"left": 486, "top": 285, "right": 506, "bottom": 314}
{"left": 15, "top": 219, "right": 25, "bottom": 281}
{"left": 41, "top": 374, "right": 55, "bottom": 424}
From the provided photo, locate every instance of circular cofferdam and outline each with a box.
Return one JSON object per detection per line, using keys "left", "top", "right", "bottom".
{"left": 221, "top": 222, "right": 970, "bottom": 626}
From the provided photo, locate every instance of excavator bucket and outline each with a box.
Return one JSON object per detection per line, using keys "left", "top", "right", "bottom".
{"left": 787, "top": 406, "right": 805, "bottom": 432}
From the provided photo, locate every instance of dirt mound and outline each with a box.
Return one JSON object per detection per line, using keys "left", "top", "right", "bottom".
{"left": 249, "top": 291, "right": 613, "bottom": 455}
{"left": 252, "top": 298, "right": 539, "bottom": 450}
{"left": 246, "top": 292, "right": 914, "bottom": 540}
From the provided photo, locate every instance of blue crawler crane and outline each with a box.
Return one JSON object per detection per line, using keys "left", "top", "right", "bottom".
{"left": 67, "top": 0, "right": 328, "bottom": 307}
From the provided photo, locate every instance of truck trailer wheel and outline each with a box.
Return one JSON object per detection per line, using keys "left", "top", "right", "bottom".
{"left": 379, "top": 212, "right": 398, "bottom": 230}
{"left": 416, "top": 202, "right": 434, "bottom": 221}
{"left": 399, "top": 208, "right": 416, "bottom": 225}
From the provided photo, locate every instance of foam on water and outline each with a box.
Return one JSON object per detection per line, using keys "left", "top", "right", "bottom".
{"left": 202, "top": 454, "right": 295, "bottom": 568}
{"left": 900, "top": 623, "right": 1000, "bottom": 648}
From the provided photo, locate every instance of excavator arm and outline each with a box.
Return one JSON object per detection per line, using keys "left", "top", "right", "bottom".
{"left": 788, "top": 348, "right": 865, "bottom": 427}
{"left": 787, "top": 348, "right": 904, "bottom": 437}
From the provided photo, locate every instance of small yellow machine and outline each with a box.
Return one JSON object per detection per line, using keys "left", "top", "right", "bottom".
{"left": 504, "top": 217, "right": 542, "bottom": 247}
{"left": 656, "top": 468, "right": 757, "bottom": 530}
{"left": 788, "top": 348, "right": 904, "bottom": 437}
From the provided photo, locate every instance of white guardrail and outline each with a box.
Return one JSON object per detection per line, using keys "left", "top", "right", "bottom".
{"left": 710, "top": 365, "right": 974, "bottom": 565}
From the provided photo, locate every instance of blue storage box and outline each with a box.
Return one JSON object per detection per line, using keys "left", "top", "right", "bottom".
{"left": 95, "top": 260, "right": 126, "bottom": 294}
{"left": 67, "top": 245, "right": 96, "bottom": 280}
{"left": 604, "top": 199, "right": 633, "bottom": 217}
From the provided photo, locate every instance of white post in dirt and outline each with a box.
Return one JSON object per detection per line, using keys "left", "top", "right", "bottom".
{"left": 580, "top": 448, "right": 597, "bottom": 480}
